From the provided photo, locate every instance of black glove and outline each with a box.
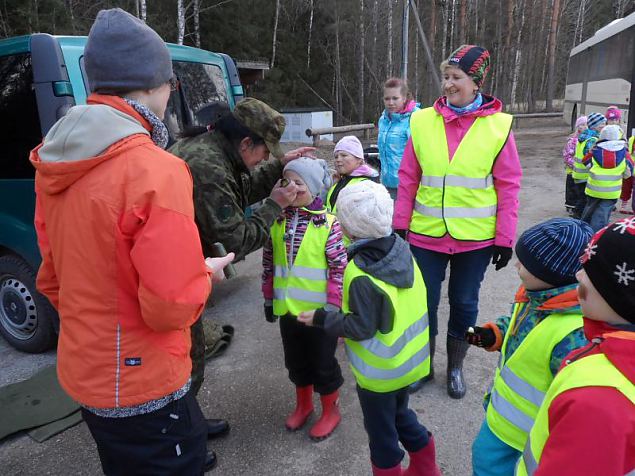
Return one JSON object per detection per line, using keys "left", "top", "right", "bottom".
{"left": 491, "top": 246, "right": 513, "bottom": 270}
{"left": 264, "top": 305, "right": 277, "bottom": 323}
{"left": 465, "top": 326, "right": 496, "bottom": 348}
{"left": 395, "top": 229, "right": 408, "bottom": 240}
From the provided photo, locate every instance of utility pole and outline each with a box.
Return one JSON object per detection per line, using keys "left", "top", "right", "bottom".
{"left": 409, "top": 0, "right": 442, "bottom": 94}
{"left": 401, "top": 0, "right": 409, "bottom": 80}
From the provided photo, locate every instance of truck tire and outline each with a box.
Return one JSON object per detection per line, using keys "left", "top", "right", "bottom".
{"left": 0, "top": 255, "right": 57, "bottom": 353}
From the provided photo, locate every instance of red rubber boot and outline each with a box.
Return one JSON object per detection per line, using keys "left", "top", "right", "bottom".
{"left": 372, "top": 463, "right": 403, "bottom": 475}
{"left": 309, "top": 390, "right": 341, "bottom": 440}
{"left": 403, "top": 434, "right": 442, "bottom": 476}
{"left": 285, "top": 385, "right": 314, "bottom": 431}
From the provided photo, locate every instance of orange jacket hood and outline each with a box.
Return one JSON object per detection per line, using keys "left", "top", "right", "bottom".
{"left": 30, "top": 94, "right": 151, "bottom": 195}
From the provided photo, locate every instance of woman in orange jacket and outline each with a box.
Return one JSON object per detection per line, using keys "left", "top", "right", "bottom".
{"left": 30, "top": 8, "right": 231, "bottom": 475}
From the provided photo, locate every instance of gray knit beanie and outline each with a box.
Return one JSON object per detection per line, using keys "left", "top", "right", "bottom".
{"left": 336, "top": 181, "right": 393, "bottom": 239}
{"left": 283, "top": 158, "right": 332, "bottom": 198}
{"left": 85, "top": 8, "right": 173, "bottom": 93}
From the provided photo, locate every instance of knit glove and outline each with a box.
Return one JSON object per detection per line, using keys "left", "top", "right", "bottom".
{"left": 465, "top": 326, "right": 496, "bottom": 348}
{"left": 491, "top": 246, "right": 513, "bottom": 270}
{"left": 394, "top": 229, "right": 408, "bottom": 240}
{"left": 264, "top": 304, "right": 277, "bottom": 323}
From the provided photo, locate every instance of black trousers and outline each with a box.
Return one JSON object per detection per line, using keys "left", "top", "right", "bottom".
{"left": 82, "top": 392, "right": 207, "bottom": 476}
{"left": 279, "top": 316, "right": 343, "bottom": 395}
{"left": 190, "top": 316, "right": 205, "bottom": 397}
{"left": 565, "top": 173, "right": 577, "bottom": 208}
{"left": 573, "top": 181, "right": 587, "bottom": 218}
{"left": 357, "top": 385, "right": 429, "bottom": 469}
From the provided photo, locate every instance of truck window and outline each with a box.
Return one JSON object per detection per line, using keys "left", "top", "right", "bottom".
{"left": 0, "top": 54, "right": 41, "bottom": 179}
{"left": 164, "top": 61, "right": 229, "bottom": 142}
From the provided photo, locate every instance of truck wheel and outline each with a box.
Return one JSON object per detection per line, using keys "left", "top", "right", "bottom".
{"left": 0, "top": 255, "right": 57, "bottom": 353}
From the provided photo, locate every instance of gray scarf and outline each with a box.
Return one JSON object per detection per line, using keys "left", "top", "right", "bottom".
{"left": 124, "top": 98, "right": 170, "bottom": 149}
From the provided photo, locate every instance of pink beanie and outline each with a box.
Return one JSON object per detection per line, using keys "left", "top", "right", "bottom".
{"left": 334, "top": 135, "right": 364, "bottom": 160}
{"left": 575, "top": 116, "right": 587, "bottom": 128}
{"left": 606, "top": 106, "right": 622, "bottom": 121}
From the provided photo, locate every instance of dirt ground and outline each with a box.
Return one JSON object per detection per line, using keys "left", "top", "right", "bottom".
{"left": 1, "top": 118, "right": 607, "bottom": 476}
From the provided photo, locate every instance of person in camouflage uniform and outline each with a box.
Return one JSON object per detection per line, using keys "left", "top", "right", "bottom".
{"left": 169, "top": 97, "right": 313, "bottom": 439}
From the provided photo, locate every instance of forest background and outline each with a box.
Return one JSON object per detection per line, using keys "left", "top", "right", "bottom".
{"left": 2, "top": 0, "right": 634, "bottom": 124}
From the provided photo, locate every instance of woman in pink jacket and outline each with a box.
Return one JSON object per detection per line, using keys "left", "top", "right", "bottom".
{"left": 393, "top": 45, "right": 522, "bottom": 398}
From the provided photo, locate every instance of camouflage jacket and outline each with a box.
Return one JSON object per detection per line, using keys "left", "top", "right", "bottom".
{"left": 169, "top": 130, "right": 283, "bottom": 261}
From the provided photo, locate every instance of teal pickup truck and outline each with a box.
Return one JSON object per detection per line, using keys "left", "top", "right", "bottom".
{"left": 0, "top": 34, "right": 244, "bottom": 352}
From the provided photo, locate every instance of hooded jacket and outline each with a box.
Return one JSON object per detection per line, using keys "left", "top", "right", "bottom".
{"left": 577, "top": 127, "right": 600, "bottom": 156}
{"left": 393, "top": 94, "right": 522, "bottom": 254}
{"left": 378, "top": 100, "right": 420, "bottom": 189}
{"left": 313, "top": 234, "right": 413, "bottom": 339}
{"left": 582, "top": 138, "right": 633, "bottom": 180}
{"left": 31, "top": 94, "right": 211, "bottom": 409}
{"left": 532, "top": 319, "right": 635, "bottom": 476}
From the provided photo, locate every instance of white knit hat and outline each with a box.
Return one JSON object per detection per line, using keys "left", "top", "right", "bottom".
{"left": 336, "top": 181, "right": 393, "bottom": 239}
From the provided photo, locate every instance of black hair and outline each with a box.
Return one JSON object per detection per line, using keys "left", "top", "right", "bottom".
{"left": 215, "top": 113, "right": 265, "bottom": 148}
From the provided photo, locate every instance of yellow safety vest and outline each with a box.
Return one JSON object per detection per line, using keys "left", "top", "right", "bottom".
{"left": 572, "top": 139, "right": 591, "bottom": 182}
{"left": 585, "top": 158, "right": 626, "bottom": 199}
{"left": 326, "top": 177, "right": 369, "bottom": 247}
{"left": 486, "top": 302, "right": 583, "bottom": 450}
{"left": 343, "top": 259, "right": 430, "bottom": 393}
{"left": 271, "top": 211, "right": 335, "bottom": 316}
{"left": 629, "top": 136, "right": 634, "bottom": 155}
{"left": 326, "top": 177, "right": 370, "bottom": 215}
{"left": 516, "top": 350, "right": 635, "bottom": 475}
{"left": 409, "top": 107, "right": 512, "bottom": 241}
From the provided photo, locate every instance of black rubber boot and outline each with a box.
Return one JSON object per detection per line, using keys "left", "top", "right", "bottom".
{"left": 408, "top": 336, "right": 435, "bottom": 393}
{"left": 446, "top": 335, "right": 469, "bottom": 399}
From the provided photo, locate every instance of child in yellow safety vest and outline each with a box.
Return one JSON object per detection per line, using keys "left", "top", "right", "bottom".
{"left": 580, "top": 124, "right": 632, "bottom": 231}
{"left": 466, "top": 218, "right": 593, "bottom": 476}
{"left": 298, "top": 181, "right": 441, "bottom": 476}
{"left": 261, "top": 157, "right": 347, "bottom": 441}
{"left": 515, "top": 217, "right": 635, "bottom": 475}
{"left": 562, "top": 116, "right": 587, "bottom": 215}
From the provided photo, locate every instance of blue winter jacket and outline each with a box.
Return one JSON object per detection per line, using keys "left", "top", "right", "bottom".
{"left": 377, "top": 101, "right": 420, "bottom": 188}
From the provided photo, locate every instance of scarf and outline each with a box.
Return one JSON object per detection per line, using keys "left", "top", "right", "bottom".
{"left": 124, "top": 98, "right": 170, "bottom": 149}
{"left": 447, "top": 93, "right": 483, "bottom": 115}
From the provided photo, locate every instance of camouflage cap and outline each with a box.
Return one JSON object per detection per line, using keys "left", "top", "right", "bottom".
{"left": 233, "top": 98, "right": 286, "bottom": 159}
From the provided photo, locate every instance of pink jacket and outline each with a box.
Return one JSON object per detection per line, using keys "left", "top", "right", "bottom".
{"left": 393, "top": 95, "right": 522, "bottom": 253}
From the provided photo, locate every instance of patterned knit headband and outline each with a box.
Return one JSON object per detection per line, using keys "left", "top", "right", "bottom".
{"left": 447, "top": 45, "right": 491, "bottom": 88}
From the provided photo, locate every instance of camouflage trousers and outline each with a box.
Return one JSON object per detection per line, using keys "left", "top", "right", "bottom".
{"left": 190, "top": 318, "right": 232, "bottom": 396}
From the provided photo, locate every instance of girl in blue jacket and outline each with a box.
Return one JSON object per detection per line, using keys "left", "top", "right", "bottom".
{"left": 377, "top": 77, "right": 420, "bottom": 199}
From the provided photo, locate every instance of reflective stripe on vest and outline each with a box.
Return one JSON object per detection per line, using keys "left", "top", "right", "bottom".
{"left": 515, "top": 351, "right": 635, "bottom": 475}
{"left": 271, "top": 211, "right": 334, "bottom": 316}
{"left": 343, "top": 259, "right": 430, "bottom": 393}
{"left": 585, "top": 159, "right": 626, "bottom": 199}
{"left": 408, "top": 107, "right": 511, "bottom": 241}
{"left": 486, "top": 301, "right": 583, "bottom": 450}
{"left": 572, "top": 139, "right": 590, "bottom": 182}
{"left": 629, "top": 136, "right": 634, "bottom": 155}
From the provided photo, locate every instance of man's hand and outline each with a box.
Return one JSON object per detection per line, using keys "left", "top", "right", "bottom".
{"left": 297, "top": 310, "right": 316, "bottom": 326}
{"left": 205, "top": 253, "right": 236, "bottom": 283}
{"left": 270, "top": 178, "right": 298, "bottom": 208}
{"left": 281, "top": 147, "right": 317, "bottom": 166}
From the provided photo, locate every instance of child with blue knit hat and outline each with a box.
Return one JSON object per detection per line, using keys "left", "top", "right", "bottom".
{"left": 572, "top": 113, "right": 607, "bottom": 218}
{"left": 467, "top": 218, "right": 594, "bottom": 476}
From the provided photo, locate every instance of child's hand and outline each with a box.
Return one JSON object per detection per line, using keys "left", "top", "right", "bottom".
{"left": 297, "top": 310, "right": 315, "bottom": 326}
{"left": 465, "top": 326, "right": 496, "bottom": 348}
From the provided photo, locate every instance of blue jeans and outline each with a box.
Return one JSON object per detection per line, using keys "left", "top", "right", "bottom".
{"left": 410, "top": 245, "right": 493, "bottom": 339}
{"left": 472, "top": 419, "right": 521, "bottom": 476}
{"left": 581, "top": 197, "right": 617, "bottom": 231}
